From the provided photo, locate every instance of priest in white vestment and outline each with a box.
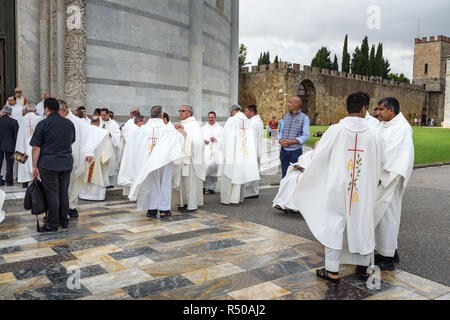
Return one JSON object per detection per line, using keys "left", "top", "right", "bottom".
{"left": 79, "top": 117, "right": 113, "bottom": 201}
{"left": 58, "top": 100, "right": 109, "bottom": 219}
{"left": 120, "top": 115, "right": 146, "bottom": 197}
{"left": 373, "top": 97, "right": 415, "bottom": 270}
{"left": 0, "top": 189, "right": 5, "bottom": 224}
{"left": 366, "top": 111, "right": 380, "bottom": 127}
{"left": 119, "top": 106, "right": 184, "bottom": 218}
{"left": 15, "top": 105, "right": 42, "bottom": 187}
{"left": 100, "top": 108, "right": 122, "bottom": 187}
{"left": 201, "top": 111, "right": 224, "bottom": 193}
{"left": 173, "top": 105, "right": 205, "bottom": 213}
{"left": 292, "top": 93, "right": 385, "bottom": 282}
{"left": 121, "top": 108, "right": 140, "bottom": 142}
{"left": 36, "top": 93, "right": 51, "bottom": 118}
{"left": 273, "top": 143, "right": 318, "bottom": 213}
{"left": 219, "top": 105, "right": 260, "bottom": 205}
{"left": 243, "top": 105, "right": 264, "bottom": 199}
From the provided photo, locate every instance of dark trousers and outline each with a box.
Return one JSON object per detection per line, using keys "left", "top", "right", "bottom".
{"left": 0, "top": 151, "right": 14, "bottom": 183}
{"left": 280, "top": 148, "right": 303, "bottom": 178}
{"left": 39, "top": 167, "right": 71, "bottom": 229}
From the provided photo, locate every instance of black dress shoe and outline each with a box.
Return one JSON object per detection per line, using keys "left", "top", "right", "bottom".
{"left": 0, "top": 179, "right": 5, "bottom": 186}
{"left": 177, "top": 205, "right": 188, "bottom": 212}
{"left": 6, "top": 182, "right": 14, "bottom": 187}
{"left": 246, "top": 195, "right": 259, "bottom": 199}
{"left": 22, "top": 182, "right": 29, "bottom": 189}
{"left": 59, "top": 221, "right": 69, "bottom": 229}
{"left": 393, "top": 250, "right": 400, "bottom": 264}
{"left": 208, "top": 189, "right": 216, "bottom": 195}
{"left": 376, "top": 260, "right": 396, "bottom": 271}
{"left": 180, "top": 207, "right": 197, "bottom": 214}
{"left": 39, "top": 224, "right": 58, "bottom": 233}
{"left": 68, "top": 209, "right": 79, "bottom": 220}
{"left": 146, "top": 210, "right": 158, "bottom": 218}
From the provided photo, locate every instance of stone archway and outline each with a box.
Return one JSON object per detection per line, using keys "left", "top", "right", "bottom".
{"left": 298, "top": 80, "right": 317, "bottom": 124}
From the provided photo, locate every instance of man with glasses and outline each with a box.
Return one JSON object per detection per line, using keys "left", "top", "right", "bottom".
{"left": 14, "top": 88, "right": 27, "bottom": 107}
{"left": 173, "top": 105, "right": 205, "bottom": 214}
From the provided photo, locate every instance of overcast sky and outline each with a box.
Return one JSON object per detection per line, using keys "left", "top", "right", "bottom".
{"left": 239, "top": 0, "right": 450, "bottom": 79}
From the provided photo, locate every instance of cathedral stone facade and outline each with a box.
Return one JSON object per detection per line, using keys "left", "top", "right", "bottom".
{"left": 2, "top": 0, "right": 239, "bottom": 121}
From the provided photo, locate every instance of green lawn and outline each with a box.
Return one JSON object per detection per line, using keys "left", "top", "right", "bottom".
{"left": 307, "top": 126, "right": 450, "bottom": 165}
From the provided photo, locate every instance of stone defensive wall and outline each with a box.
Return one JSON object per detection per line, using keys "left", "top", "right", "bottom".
{"left": 239, "top": 62, "right": 426, "bottom": 125}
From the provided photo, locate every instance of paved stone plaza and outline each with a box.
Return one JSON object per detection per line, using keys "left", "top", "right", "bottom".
{"left": 0, "top": 198, "right": 448, "bottom": 300}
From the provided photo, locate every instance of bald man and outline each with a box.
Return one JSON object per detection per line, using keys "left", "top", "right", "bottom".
{"left": 278, "top": 97, "right": 310, "bottom": 178}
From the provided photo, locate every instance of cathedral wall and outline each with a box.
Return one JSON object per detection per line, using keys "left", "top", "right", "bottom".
{"left": 85, "top": 0, "right": 236, "bottom": 121}
{"left": 16, "top": 0, "right": 40, "bottom": 104}
{"left": 85, "top": 0, "right": 191, "bottom": 117}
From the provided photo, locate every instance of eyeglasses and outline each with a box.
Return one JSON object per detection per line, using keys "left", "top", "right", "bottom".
{"left": 178, "top": 110, "right": 189, "bottom": 113}
{"left": 15, "top": 91, "right": 22, "bottom": 93}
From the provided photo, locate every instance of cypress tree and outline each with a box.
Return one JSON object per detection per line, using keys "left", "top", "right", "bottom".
{"left": 374, "top": 43, "right": 383, "bottom": 77}
{"left": 332, "top": 54, "right": 339, "bottom": 71}
{"left": 265, "top": 51, "right": 271, "bottom": 65}
{"left": 360, "top": 36, "right": 370, "bottom": 75}
{"left": 351, "top": 46, "right": 361, "bottom": 74}
{"left": 342, "top": 34, "right": 351, "bottom": 73}
{"left": 369, "top": 45, "right": 376, "bottom": 76}
{"left": 382, "top": 58, "right": 391, "bottom": 78}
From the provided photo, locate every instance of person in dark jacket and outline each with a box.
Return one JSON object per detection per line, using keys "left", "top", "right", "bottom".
{"left": 0, "top": 106, "right": 19, "bottom": 186}
{"left": 30, "top": 98, "right": 76, "bottom": 232}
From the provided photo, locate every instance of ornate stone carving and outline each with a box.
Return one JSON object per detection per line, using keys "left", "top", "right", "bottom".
{"left": 64, "top": 0, "right": 86, "bottom": 108}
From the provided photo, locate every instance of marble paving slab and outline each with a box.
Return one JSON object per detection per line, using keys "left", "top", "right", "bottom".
{"left": 0, "top": 199, "right": 448, "bottom": 300}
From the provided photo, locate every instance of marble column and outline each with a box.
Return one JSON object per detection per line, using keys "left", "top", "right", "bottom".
{"left": 39, "top": 0, "right": 50, "bottom": 97}
{"left": 229, "top": 0, "right": 239, "bottom": 106}
{"left": 64, "top": 0, "right": 87, "bottom": 108}
{"left": 188, "top": 0, "right": 204, "bottom": 122}
{"left": 57, "top": 0, "right": 65, "bottom": 98}
{"left": 443, "top": 57, "right": 450, "bottom": 128}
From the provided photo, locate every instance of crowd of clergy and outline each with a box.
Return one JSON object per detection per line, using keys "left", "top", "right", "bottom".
{"left": 0, "top": 88, "right": 415, "bottom": 284}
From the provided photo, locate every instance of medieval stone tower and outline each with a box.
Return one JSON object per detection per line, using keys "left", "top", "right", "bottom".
{"left": 413, "top": 35, "right": 450, "bottom": 127}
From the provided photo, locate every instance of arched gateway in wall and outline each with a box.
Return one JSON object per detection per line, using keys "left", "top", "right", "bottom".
{"left": 298, "top": 79, "right": 317, "bottom": 125}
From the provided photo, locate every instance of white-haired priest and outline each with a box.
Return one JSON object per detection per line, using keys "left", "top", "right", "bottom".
{"left": 119, "top": 106, "right": 184, "bottom": 218}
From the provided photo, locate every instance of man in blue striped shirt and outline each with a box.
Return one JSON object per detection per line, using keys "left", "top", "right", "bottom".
{"left": 278, "top": 97, "right": 310, "bottom": 178}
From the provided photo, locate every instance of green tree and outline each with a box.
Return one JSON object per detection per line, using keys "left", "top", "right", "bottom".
{"left": 382, "top": 58, "right": 391, "bottom": 78}
{"left": 311, "top": 47, "right": 333, "bottom": 70}
{"left": 360, "top": 36, "right": 370, "bottom": 75}
{"left": 258, "top": 51, "right": 270, "bottom": 66}
{"left": 332, "top": 54, "right": 339, "bottom": 71}
{"left": 239, "top": 44, "right": 251, "bottom": 71}
{"left": 387, "top": 73, "right": 410, "bottom": 83}
{"left": 342, "top": 34, "right": 351, "bottom": 73}
{"left": 274, "top": 55, "right": 279, "bottom": 68}
{"left": 351, "top": 46, "right": 361, "bottom": 74}
{"left": 374, "top": 43, "right": 383, "bottom": 77}
{"left": 369, "top": 45, "right": 376, "bottom": 76}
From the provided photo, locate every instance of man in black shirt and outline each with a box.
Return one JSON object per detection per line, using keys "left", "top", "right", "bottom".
{"left": 30, "top": 98, "right": 76, "bottom": 232}
{"left": 0, "top": 106, "right": 19, "bottom": 186}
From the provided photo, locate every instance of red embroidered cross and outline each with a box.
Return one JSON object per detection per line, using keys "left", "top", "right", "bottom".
{"left": 241, "top": 120, "right": 247, "bottom": 132}
{"left": 27, "top": 120, "right": 33, "bottom": 136}
{"left": 148, "top": 128, "right": 158, "bottom": 152}
{"left": 348, "top": 133, "right": 365, "bottom": 216}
